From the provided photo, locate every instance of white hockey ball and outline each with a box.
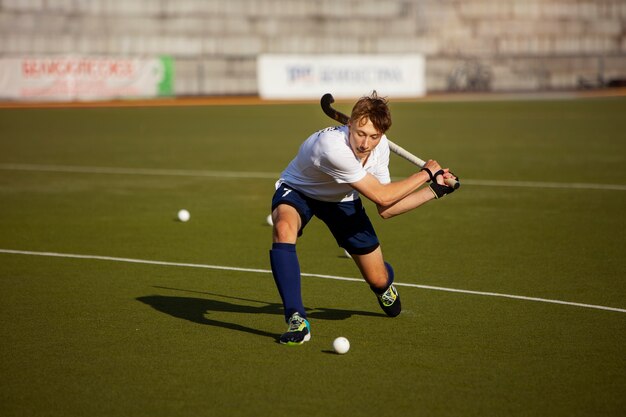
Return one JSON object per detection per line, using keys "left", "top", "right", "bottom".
{"left": 333, "top": 337, "right": 350, "bottom": 354}
{"left": 177, "top": 209, "right": 190, "bottom": 222}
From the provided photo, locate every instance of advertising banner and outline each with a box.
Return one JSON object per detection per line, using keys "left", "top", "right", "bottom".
{"left": 258, "top": 54, "right": 425, "bottom": 99}
{"left": 0, "top": 56, "right": 173, "bottom": 101}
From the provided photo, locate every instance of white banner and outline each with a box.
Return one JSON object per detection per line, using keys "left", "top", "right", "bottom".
{"left": 0, "top": 56, "right": 173, "bottom": 101}
{"left": 257, "top": 54, "right": 425, "bottom": 100}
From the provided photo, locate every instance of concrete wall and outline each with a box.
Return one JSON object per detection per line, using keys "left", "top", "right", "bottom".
{"left": 1, "top": 0, "right": 624, "bottom": 95}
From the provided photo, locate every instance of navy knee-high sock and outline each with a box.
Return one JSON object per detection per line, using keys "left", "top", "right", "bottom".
{"left": 269, "top": 243, "right": 305, "bottom": 322}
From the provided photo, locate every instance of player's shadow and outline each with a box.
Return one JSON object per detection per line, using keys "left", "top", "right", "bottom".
{"left": 137, "top": 286, "right": 382, "bottom": 341}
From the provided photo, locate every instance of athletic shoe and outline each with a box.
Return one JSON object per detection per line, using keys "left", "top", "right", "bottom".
{"left": 279, "top": 312, "right": 311, "bottom": 346}
{"left": 376, "top": 284, "right": 402, "bottom": 317}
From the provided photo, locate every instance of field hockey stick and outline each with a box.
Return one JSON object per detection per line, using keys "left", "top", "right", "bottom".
{"left": 320, "top": 93, "right": 460, "bottom": 190}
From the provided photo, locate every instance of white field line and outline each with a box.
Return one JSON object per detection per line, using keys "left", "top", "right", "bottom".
{"left": 0, "top": 163, "right": 279, "bottom": 180}
{"left": 461, "top": 178, "right": 626, "bottom": 191}
{"left": 1, "top": 163, "right": 626, "bottom": 191}
{"left": 1, "top": 248, "right": 624, "bottom": 314}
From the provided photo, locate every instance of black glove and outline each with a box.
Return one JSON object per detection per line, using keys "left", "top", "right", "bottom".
{"left": 428, "top": 170, "right": 458, "bottom": 198}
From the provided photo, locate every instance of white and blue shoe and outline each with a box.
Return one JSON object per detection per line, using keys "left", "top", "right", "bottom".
{"left": 279, "top": 312, "right": 311, "bottom": 346}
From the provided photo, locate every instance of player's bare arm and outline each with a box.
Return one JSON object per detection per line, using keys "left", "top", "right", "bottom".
{"left": 350, "top": 159, "right": 444, "bottom": 208}
{"left": 350, "top": 171, "right": 429, "bottom": 207}
{"left": 376, "top": 187, "right": 435, "bottom": 219}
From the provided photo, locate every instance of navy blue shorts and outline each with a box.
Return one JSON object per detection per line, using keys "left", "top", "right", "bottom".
{"left": 271, "top": 183, "right": 380, "bottom": 255}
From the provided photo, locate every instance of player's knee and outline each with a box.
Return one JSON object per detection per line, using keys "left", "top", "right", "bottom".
{"left": 273, "top": 218, "right": 299, "bottom": 243}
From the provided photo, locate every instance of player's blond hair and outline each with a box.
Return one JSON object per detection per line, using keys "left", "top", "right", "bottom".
{"left": 350, "top": 91, "right": 392, "bottom": 134}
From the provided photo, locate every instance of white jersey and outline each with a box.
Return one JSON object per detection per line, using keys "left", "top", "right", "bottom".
{"left": 277, "top": 125, "right": 391, "bottom": 202}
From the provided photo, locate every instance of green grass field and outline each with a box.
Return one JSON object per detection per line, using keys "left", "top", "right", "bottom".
{"left": 1, "top": 97, "right": 625, "bottom": 417}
